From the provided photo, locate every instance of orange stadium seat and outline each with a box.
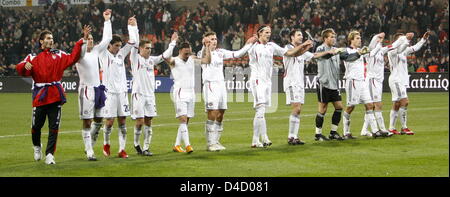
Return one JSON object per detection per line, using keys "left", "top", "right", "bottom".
{"left": 428, "top": 65, "right": 439, "bottom": 72}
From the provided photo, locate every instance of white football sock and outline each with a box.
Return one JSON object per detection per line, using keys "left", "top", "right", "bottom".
{"left": 366, "top": 110, "right": 379, "bottom": 134}
{"left": 179, "top": 123, "right": 190, "bottom": 146}
{"left": 374, "top": 111, "right": 387, "bottom": 131}
{"left": 143, "top": 125, "right": 152, "bottom": 151}
{"left": 315, "top": 127, "right": 322, "bottom": 135}
{"left": 118, "top": 125, "right": 127, "bottom": 152}
{"left": 134, "top": 126, "right": 142, "bottom": 147}
{"left": 103, "top": 126, "right": 112, "bottom": 145}
{"left": 205, "top": 120, "right": 215, "bottom": 145}
{"left": 175, "top": 125, "right": 182, "bottom": 146}
{"left": 389, "top": 110, "right": 398, "bottom": 130}
{"left": 361, "top": 113, "right": 369, "bottom": 134}
{"left": 215, "top": 121, "right": 223, "bottom": 144}
{"left": 399, "top": 107, "right": 408, "bottom": 129}
{"left": 82, "top": 128, "right": 93, "bottom": 155}
{"left": 254, "top": 105, "right": 268, "bottom": 143}
{"left": 90, "top": 122, "right": 103, "bottom": 147}
{"left": 330, "top": 124, "right": 338, "bottom": 132}
{"left": 289, "top": 114, "right": 300, "bottom": 139}
{"left": 343, "top": 111, "right": 351, "bottom": 135}
{"left": 252, "top": 112, "right": 262, "bottom": 145}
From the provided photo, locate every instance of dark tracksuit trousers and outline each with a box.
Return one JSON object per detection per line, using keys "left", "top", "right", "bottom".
{"left": 31, "top": 102, "right": 62, "bottom": 155}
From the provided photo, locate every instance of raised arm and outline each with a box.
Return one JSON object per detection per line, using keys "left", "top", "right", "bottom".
{"left": 79, "top": 25, "right": 91, "bottom": 58}
{"left": 369, "top": 33, "right": 383, "bottom": 50}
{"left": 61, "top": 39, "right": 87, "bottom": 70}
{"left": 93, "top": 9, "right": 113, "bottom": 53}
{"left": 161, "top": 32, "right": 178, "bottom": 60}
{"left": 370, "top": 42, "right": 382, "bottom": 57}
{"left": 313, "top": 50, "right": 335, "bottom": 59}
{"left": 149, "top": 32, "right": 178, "bottom": 65}
{"left": 369, "top": 33, "right": 384, "bottom": 57}
{"left": 118, "top": 16, "right": 138, "bottom": 59}
{"left": 339, "top": 47, "right": 366, "bottom": 62}
{"left": 129, "top": 15, "right": 140, "bottom": 59}
{"left": 60, "top": 25, "right": 90, "bottom": 70}
{"left": 284, "top": 40, "right": 313, "bottom": 57}
{"left": 379, "top": 35, "right": 407, "bottom": 55}
{"left": 222, "top": 35, "right": 257, "bottom": 58}
{"left": 403, "top": 31, "right": 429, "bottom": 55}
{"left": 199, "top": 43, "right": 212, "bottom": 64}
{"left": 395, "top": 32, "right": 415, "bottom": 54}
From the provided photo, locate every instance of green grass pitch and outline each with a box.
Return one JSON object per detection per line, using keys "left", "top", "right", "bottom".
{"left": 0, "top": 92, "right": 448, "bottom": 177}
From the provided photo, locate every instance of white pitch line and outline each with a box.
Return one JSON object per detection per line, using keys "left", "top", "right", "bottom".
{"left": 0, "top": 106, "right": 446, "bottom": 139}
{"left": 0, "top": 113, "right": 316, "bottom": 139}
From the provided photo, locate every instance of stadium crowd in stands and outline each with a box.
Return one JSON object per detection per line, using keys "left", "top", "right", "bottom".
{"left": 0, "top": 0, "right": 448, "bottom": 77}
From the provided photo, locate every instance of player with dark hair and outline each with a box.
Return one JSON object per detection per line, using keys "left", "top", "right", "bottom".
{"left": 166, "top": 41, "right": 212, "bottom": 153}
{"left": 248, "top": 25, "right": 311, "bottom": 148}
{"left": 283, "top": 29, "right": 336, "bottom": 145}
{"left": 75, "top": 9, "right": 112, "bottom": 161}
{"left": 99, "top": 16, "right": 138, "bottom": 158}
{"left": 360, "top": 32, "right": 411, "bottom": 137}
{"left": 16, "top": 26, "right": 90, "bottom": 164}
{"left": 387, "top": 31, "right": 430, "bottom": 135}
{"left": 198, "top": 31, "right": 257, "bottom": 151}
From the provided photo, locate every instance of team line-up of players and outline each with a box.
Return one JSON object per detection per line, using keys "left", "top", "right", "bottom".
{"left": 16, "top": 9, "right": 429, "bottom": 164}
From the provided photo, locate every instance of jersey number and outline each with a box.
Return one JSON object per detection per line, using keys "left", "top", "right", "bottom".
{"left": 123, "top": 105, "right": 130, "bottom": 112}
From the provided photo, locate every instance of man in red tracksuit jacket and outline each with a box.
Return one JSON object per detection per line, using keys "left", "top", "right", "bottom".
{"left": 16, "top": 26, "right": 91, "bottom": 164}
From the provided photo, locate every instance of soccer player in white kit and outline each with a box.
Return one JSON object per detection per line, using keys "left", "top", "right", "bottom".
{"left": 340, "top": 30, "right": 391, "bottom": 139}
{"left": 129, "top": 28, "right": 178, "bottom": 156}
{"left": 387, "top": 31, "right": 429, "bottom": 135}
{"left": 248, "top": 25, "right": 311, "bottom": 148}
{"left": 360, "top": 32, "right": 409, "bottom": 137}
{"left": 75, "top": 9, "right": 112, "bottom": 160}
{"left": 99, "top": 16, "right": 138, "bottom": 158}
{"left": 283, "top": 29, "right": 339, "bottom": 145}
{"left": 166, "top": 42, "right": 211, "bottom": 153}
{"left": 198, "top": 31, "right": 257, "bottom": 152}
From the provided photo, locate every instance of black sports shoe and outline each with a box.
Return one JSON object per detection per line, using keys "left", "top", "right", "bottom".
{"left": 293, "top": 138, "right": 305, "bottom": 145}
{"left": 373, "top": 130, "right": 392, "bottom": 138}
{"left": 288, "top": 137, "right": 305, "bottom": 145}
{"left": 343, "top": 133, "right": 357, "bottom": 140}
{"left": 373, "top": 131, "right": 383, "bottom": 138}
{"left": 288, "top": 137, "right": 295, "bottom": 145}
{"left": 329, "top": 131, "right": 344, "bottom": 140}
{"left": 142, "top": 150, "right": 153, "bottom": 156}
{"left": 263, "top": 141, "right": 272, "bottom": 147}
{"left": 87, "top": 155, "right": 97, "bottom": 161}
{"left": 379, "top": 130, "right": 393, "bottom": 137}
{"left": 135, "top": 145, "right": 143, "bottom": 155}
{"left": 314, "top": 134, "right": 330, "bottom": 141}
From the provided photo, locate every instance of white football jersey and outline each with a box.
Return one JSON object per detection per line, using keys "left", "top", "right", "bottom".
{"left": 248, "top": 42, "right": 287, "bottom": 83}
{"left": 171, "top": 56, "right": 197, "bottom": 89}
{"left": 76, "top": 20, "right": 112, "bottom": 87}
{"left": 130, "top": 55, "right": 160, "bottom": 95}
{"left": 99, "top": 25, "right": 137, "bottom": 93}
{"left": 282, "top": 44, "right": 314, "bottom": 91}
{"left": 388, "top": 38, "right": 426, "bottom": 85}
{"left": 130, "top": 40, "right": 175, "bottom": 96}
{"left": 343, "top": 47, "right": 365, "bottom": 81}
{"left": 198, "top": 44, "right": 253, "bottom": 83}
{"left": 366, "top": 35, "right": 407, "bottom": 80}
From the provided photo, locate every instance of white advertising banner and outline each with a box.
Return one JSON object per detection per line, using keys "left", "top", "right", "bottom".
{"left": 0, "top": 0, "right": 28, "bottom": 7}
{"left": 70, "top": 0, "right": 89, "bottom": 4}
{"left": 0, "top": 0, "right": 48, "bottom": 7}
